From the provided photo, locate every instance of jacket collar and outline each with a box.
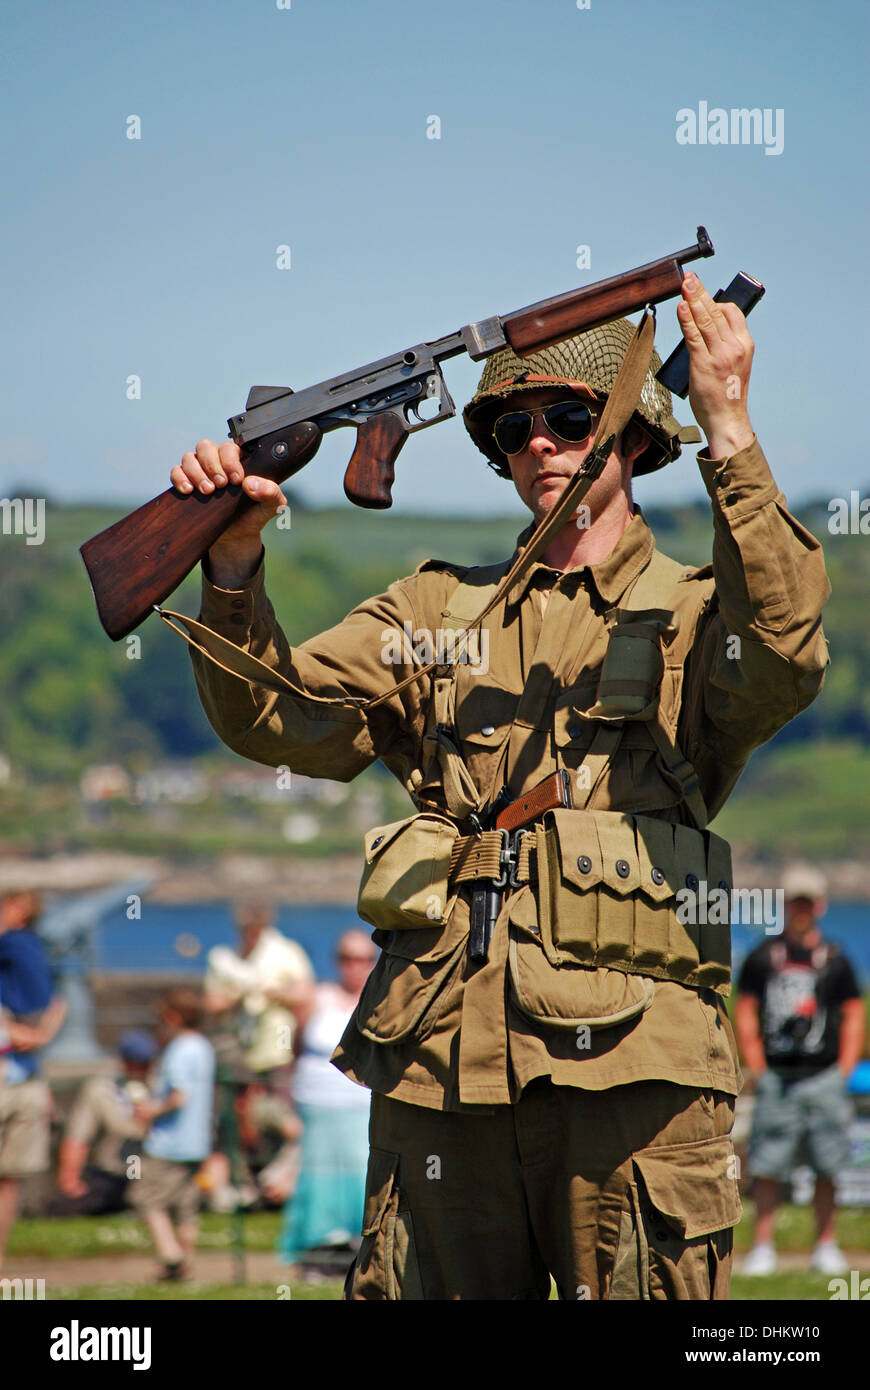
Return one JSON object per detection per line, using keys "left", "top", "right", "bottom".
{"left": 506, "top": 505, "right": 656, "bottom": 608}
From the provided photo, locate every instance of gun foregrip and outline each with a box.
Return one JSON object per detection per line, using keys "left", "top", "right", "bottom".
{"left": 343, "top": 413, "right": 409, "bottom": 509}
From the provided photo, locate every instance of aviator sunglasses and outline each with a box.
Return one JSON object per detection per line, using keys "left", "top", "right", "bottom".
{"left": 492, "top": 399, "right": 598, "bottom": 456}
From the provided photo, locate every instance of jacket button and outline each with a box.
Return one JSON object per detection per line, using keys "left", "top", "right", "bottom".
{"left": 577, "top": 856, "right": 592, "bottom": 875}
{"left": 718, "top": 880, "right": 730, "bottom": 893}
{"left": 651, "top": 867, "right": 665, "bottom": 885}
{"left": 686, "top": 872, "right": 699, "bottom": 891}
{"left": 568, "top": 724, "right": 583, "bottom": 739}
{"left": 231, "top": 599, "right": 245, "bottom": 610}
{"left": 719, "top": 472, "right": 731, "bottom": 488}
{"left": 371, "top": 836, "right": 384, "bottom": 850}
{"left": 480, "top": 724, "right": 495, "bottom": 737}
{"left": 229, "top": 613, "right": 245, "bottom": 625}
{"left": 725, "top": 492, "right": 739, "bottom": 506}
{"left": 616, "top": 859, "right": 630, "bottom": 879}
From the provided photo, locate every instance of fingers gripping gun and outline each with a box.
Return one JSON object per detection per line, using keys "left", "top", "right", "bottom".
{"left": 81, "top": 228, "right": 716, "bottom": 641}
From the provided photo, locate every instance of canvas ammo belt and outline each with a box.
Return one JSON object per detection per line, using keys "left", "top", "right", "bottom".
{"left": 448, "top": 811, "right": 733, "bottom": 995}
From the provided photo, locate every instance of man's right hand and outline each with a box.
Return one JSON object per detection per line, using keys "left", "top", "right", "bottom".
{"left": 170, "top": 439, "right": 289, "bottom": 588}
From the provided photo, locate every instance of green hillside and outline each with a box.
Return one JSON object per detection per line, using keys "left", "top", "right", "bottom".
{"left": 1, "top": 493, "right": 867, "bottom": 859}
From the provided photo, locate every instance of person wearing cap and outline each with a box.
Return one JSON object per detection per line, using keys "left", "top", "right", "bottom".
{"left": 167, "top": 273, "right": 830, "bottom": 1299}
{"left": 52, "top": 1029, "right": 159, "bottom": 1216}
{"left": 736, "top": 865, "right": 865, "bottom": 1276}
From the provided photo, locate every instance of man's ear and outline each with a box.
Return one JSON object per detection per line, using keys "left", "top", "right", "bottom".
{"left": 619, "top": 420, "right": 651, "bottom": 462}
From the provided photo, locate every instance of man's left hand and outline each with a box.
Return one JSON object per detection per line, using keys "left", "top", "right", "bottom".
{"left": 678, "top": 273, "right": 757, "bottom": 460}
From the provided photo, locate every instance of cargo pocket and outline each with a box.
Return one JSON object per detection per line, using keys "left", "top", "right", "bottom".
{"left": 354, "top": 905, "right": 469, "bottom": 1045}
{"left": 357, "top": 813, "right": 460, "bottom": 932}
{"left": 629, "top": 1134, "right": 741, "bottom": 1301}
{"left": 344, "top": 1148, "right": 424, "bottom": 1300}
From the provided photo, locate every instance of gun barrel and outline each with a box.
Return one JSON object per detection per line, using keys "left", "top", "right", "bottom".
{"left": 503, "top": 226, "right": 715, "bottom": 356}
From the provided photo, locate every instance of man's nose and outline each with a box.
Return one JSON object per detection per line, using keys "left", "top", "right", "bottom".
{"left": 527, "top": 414, "right": 557, "bottom": 454}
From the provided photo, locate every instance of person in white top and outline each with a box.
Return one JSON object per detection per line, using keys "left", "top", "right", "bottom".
{"left": 277, "top": 929, "right": 376, "bottom": 1271}
{"left": 203, "top": 899, "right": 314, "bottom": 1081}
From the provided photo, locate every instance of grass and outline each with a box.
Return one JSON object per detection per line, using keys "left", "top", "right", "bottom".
{"left": 7, "top": 1210, "right": 283, "bottom": 1259}
{"left": 8, "top": 1203, "right": 868, "bottom": 1302}
{"left": 46, "top": 1281, "right": 344, "bottom": 1301}
{"left": 11, "top": 1203, "right": 870, "bottom": 1262}
{"left": 34, "top": 1275, "right": 847, "bottom": 1301}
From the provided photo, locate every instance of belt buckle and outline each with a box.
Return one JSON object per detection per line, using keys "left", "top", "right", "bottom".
{"left": 494, "top": 828, "right": 521, "bottom": 891}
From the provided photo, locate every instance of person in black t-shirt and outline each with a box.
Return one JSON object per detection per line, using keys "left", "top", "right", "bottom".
{"left": 736, "top": 865, "right": 865, "bottom": 1276}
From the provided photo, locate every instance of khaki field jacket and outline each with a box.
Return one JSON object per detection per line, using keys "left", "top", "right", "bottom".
{"left": 189, "top": 439, "right": 830, "bottom": 1111}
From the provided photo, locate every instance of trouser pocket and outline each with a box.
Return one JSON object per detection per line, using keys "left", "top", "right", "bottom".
{"left": 608, "top": 1128, "right": 741, "bottom": 1301}
{"left": 343, "top": 1147, "right": 424, "bottom": 1300}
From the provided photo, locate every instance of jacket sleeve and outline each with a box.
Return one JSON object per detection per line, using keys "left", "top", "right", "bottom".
{"left": 678, "top": 437, "right": 831, "bottom": 819}
{"left": 187, "top": 551, "right": 447, "bottom": 790}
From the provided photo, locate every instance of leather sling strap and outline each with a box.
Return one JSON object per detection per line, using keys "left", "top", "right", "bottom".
{"left": 156, "top": 311, "right": 658, "bottom": 713}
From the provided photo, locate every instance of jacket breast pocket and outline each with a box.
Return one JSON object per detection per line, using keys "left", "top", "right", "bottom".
{"left": 452, "top": 673, "right": 519, "bottom": 800}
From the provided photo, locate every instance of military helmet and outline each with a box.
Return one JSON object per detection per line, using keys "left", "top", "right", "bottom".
{"left": 463, "top": 317, "right": 701, "bottom": 479}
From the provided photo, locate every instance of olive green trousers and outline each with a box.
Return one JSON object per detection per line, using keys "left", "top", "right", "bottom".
{"left": 345, "top": 1078, "right": 740, "bottom": 1300}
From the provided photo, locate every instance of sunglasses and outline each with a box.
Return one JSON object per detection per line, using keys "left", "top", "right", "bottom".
{"left": 492, "top": 400, "right": 598, "bottom": 456}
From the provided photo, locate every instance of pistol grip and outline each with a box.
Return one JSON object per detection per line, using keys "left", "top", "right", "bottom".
{"left": 343, "top": 412, "right": 409, "bottom": 509}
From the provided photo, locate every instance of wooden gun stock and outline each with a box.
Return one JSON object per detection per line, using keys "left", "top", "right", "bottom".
{"left": 80, "top": 420, "right": 321, "bottom": 640}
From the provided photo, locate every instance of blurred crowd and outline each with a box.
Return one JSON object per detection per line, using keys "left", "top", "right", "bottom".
{"left": 0, "top": 891, "right": 375, "bottom": 1281}
{"left": 0, "top": 869, "right": 866, "bottom": 1282}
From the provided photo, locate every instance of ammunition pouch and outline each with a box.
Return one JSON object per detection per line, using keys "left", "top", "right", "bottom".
{"left": 534, "top": 808, "right": 732, "bottom": 994}
{"left": 357, "top": 813, "right": 460, "bottom": 933}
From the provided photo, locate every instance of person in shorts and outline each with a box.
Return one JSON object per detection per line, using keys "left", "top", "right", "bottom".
{"left": 52, "top": 1030, "right": 158, "bottom": 1215}
{"left": 128, "top": 988, "right": 215, "bottom": 1281}
{"left": 736, "top": 865, "right": 866, "bottom": 1275}
{"left": 0, "top": 890, "right": 67, "bottom": 1269}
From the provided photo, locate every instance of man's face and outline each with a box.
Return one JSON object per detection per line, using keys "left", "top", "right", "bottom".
{"left": 498, "top": 387, "right": 640, "bottom": 527}
{"left": 0, "top": 891, "right": 41, "bottom": 933}
{"left": 236, "top": 912, "right": 269, "bottom": 956}
{"left": 157, "top": 1006, "right": 180, "bottom": 1041}
{"left": 336, "top": 932, "right": 377, "bottom": 993}
{"left": 784, "top": 894, "right": 824, "bottom": 939}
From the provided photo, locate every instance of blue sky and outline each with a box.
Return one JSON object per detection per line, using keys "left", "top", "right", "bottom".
{"left": 2, "top": 0, "right": 867, "bottom": 519}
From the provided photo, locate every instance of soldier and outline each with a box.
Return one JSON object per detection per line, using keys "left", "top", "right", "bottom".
{"left": 168, "top": 273, "right": 830, "bottom": 1299}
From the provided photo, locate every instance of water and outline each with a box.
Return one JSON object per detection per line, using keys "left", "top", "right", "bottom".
{"left": 91, "top": 900, "right": 870, "bottom": 986}
{"left": 96, "top": 902, "right": 363, "bottom": 982}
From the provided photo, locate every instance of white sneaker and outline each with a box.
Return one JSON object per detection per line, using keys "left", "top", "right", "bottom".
{"left": 741, "top": 1243, "right": 777, "bottom": 1275}
{"left": 810, "top": 1242, "right": 848, "bottom": 1275}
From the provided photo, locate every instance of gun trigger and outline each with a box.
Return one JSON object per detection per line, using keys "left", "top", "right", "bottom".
{"left": 245, "top": 385, "right": 295, "bottom": 410}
